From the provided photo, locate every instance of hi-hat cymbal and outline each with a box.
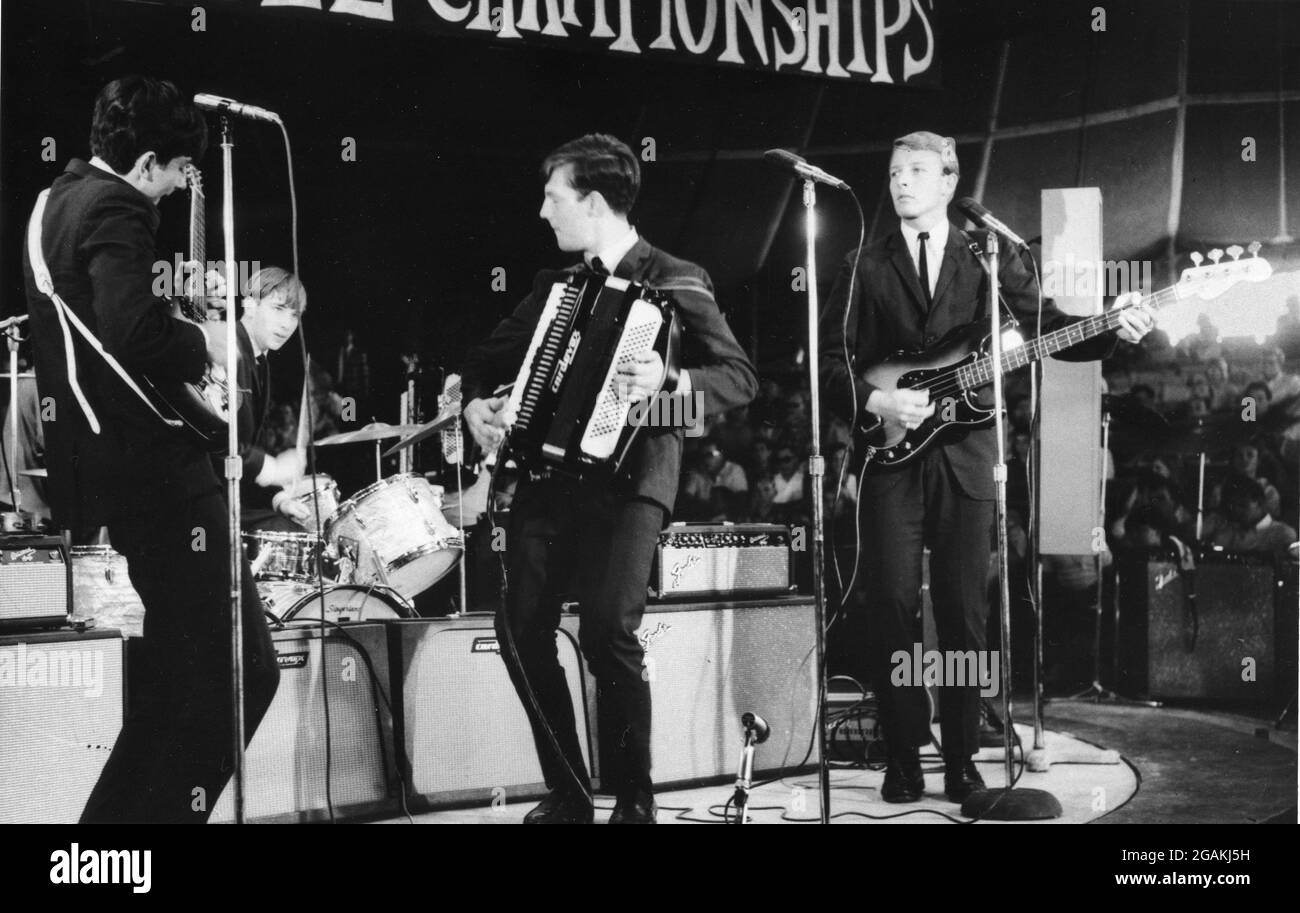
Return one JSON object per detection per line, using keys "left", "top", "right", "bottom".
{"left": 315, "top": 422, "right": 423, "bottom": 446}
{"left": 382, "top": 407, "right": 459, "bottom": 457}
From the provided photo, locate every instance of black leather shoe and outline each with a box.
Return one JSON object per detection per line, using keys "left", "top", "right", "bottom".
{"left": 944, "top": 760, "right": 986, "bottom": 802}
{"left": 523, "top": 790, "right": 593, "bottom": 825}
{"left": 609, "top": 793, "right": 657, "bottom": 824}
{"left": 881, "top": 748, "right": 924, "bottom": 803}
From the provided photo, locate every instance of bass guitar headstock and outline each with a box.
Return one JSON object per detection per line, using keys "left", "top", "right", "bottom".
{"left": 1177, "top": 242, "right": 1272, "bottom": 300}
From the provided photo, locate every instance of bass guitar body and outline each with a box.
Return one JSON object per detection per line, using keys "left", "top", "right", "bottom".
{"left": 858, "top": 323, "right": 1000, "bottom": 468}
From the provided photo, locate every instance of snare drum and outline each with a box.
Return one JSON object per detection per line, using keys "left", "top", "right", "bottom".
{"left": 71, "top": 545, "right": 145, "bottom": 638}
{"left": 280, "top": 473, "right": 340, "bottom": 532}
{"left": 325, "top": 473, "right": 463, "bottom": 600}
{"left": 280, "top": 583, "right": 407, "bottom": 623}
{"left": 243, "top": 530, "right": 329, "bottom": 583}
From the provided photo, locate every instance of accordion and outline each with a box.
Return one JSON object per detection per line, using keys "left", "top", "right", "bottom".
{"left": 503, "top": 271, "right": 678, "bottom": 478}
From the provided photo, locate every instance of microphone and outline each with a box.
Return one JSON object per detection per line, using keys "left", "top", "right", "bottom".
{"left": 762, "top": 149, "right": 850, "bottom": 190}
{"left": 194, "top": 93, "right": 281, "bottom": 124}
{"left": 741, "top": 711, "right": 770, "bottom": 744}
{"left": 955, "top": 197, "right": 1029, "bottom": 248}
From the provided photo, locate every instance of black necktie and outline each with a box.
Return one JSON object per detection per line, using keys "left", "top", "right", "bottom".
{"left": 254, "top": 354, "right": 268, "bottom": 401}
{"left": 590, "top": 256, "right": 609, "bottom": 277}
{"left": 917, "top": 231, "right": 932, "bottom": 309}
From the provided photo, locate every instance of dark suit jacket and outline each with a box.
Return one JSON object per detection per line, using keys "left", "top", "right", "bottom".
{"left": 461, "top": 235, "right": 758, "bottom": 514}
{"left": 820, "top": 222, "right": 1114, "bottom": 500}
{"left": 22, "top": 159, "right": 217, "bottom": 529}
{"left": 213, "top": 321, "right": 276, "bottom": 520}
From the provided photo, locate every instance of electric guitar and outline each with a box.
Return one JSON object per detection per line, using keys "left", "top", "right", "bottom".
{"left": 858, "top": 244, "right": 1273, "bottom": 468}
{"left": 139, "top": 164, "right": 230, "bottom": 450}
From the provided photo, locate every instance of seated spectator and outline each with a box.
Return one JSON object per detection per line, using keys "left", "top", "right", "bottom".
{"left": 1210, "top": 440, "right": 1283, "bottom": 519}
{"left": 1260, "top": 345, "right": 1300, "bottom": 402}
{"left": 770, "top": 439, "right": 811, "bottom": 527}
{"left": 1242, "top": 380, "right": 1272, "bottom": 417}
{"left": 1205, "top": 474, "right": 1297, "bottom": 561}
{"left": 1130, "top": 383, "right": 1158, "bottom": 412}
{"left": 700, "top": 441, "right": 749, "bottom": 519}
{"left": 1203, "top": 357, "right": 1238, "bottom": 411}
{"left": 1274, "top": 294, "right": 1300, "bottom": 360}
{"left": 748, "top": 474, "right": 778, "bottom": 523}
{"left": 1177, "top": 313, "right": 1223, "bottom": 363}
{"left": 1111, "top": 470, "right": 1194, "bottom": 544}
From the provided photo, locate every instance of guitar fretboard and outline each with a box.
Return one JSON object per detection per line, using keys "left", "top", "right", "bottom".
{"left": 955, "top": 283, "right": 1183, "bottom": 391}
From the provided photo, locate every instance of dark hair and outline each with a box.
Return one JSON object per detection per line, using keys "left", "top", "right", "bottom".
{"left": 540, "top": 133, "right": 640, "bottom": 215}
{"left": 1131, "top": 384, "right": 1156, "bottom": 399}
{"left": 1221, "top": 473, "right": 1265, "bottom": 506}
{"left": 1244, "top": 381, "right": 1272, "bottom": 401}
{"left": 90, "top": 76, "right": 208, "bottom": 173}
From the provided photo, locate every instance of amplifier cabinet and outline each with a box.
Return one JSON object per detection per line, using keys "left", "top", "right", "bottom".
{"left": 626, "top": 596, "right": 819, "bottom": 789}
{"left": 386, "top": 616, "right": 592, "bottom": 811}
{"left": 210, "top": 622, "right": 396, "bottom": 823}
{"left": 650, "top": 523, "right": 795, "bottom": 601}
{"left": 0, "top": 628, "right": 124, "bottom": 823}
{"left": 1117, "top": 549, "right": 1291, "bottom": 703}
{"left": 0, "top": 535, "right": 69, "bottom": 629}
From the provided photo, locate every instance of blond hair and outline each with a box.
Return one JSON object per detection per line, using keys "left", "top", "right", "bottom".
{"left": 893, "top": 131, "right": 960, "bottom": 177}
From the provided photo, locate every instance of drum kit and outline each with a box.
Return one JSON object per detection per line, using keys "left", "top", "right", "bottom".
{"left": 242, "top": 414, "right": 470, "bottom": 623}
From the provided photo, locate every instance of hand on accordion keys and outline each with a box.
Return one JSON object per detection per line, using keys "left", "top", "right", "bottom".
{"left": 464, "top": 395, "right": 510, "bottom": 452}
{"left": 614, "top": 349, "right": 666, "bottom": 404}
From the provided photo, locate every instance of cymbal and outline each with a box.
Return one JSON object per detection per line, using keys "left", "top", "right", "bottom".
{"left": 315, "top": 422, "right": 423, "bottom": 446}
{"left": 18, "top": 467, "right": 48, "bottom": 478}
{"left": 382, "top": 407, "right": 459, "bottom": 457}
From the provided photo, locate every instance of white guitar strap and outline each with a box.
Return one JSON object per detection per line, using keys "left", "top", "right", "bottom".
{"left": 27, "top": 189, "right": 182, "bottom": 433}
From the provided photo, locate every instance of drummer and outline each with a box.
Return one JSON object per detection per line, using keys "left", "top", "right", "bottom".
{"left": 208, "top": 266, "right": 310, "bottom": 532}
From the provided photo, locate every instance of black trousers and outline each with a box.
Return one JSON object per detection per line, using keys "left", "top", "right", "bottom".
{"left": 859, "top": 450, "right": 994, "bottom": 762}
{"left": 497, "top": 475, "right": 665, "bottom": 801}
{"left": 79, "top": 488, "right": 280, "bottom": 823}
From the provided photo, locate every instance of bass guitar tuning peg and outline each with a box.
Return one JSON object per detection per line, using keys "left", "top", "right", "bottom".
{"left": 1248, "top": 241, "right": 1262, "bottom": 258}
{"left": 1207, "top": 248, "right": 1224, "bottom": 264}
{"left": 1189, "top": 251, "right": 1204, "bottom": 267}
{"left": 1226, "top": 244, "right": 1243, "bottom": 261}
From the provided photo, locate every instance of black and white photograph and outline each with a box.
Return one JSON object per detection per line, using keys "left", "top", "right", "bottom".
{"left": 0, "top": 0, "right": 1295, "bottom": 882}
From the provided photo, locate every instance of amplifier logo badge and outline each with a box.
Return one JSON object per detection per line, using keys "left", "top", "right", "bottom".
{"left": 472, "top": 637, "right": 501, "bottom": 654}
{"left": 669, "top": 553, "right": 701, "bottom": 588}
{"left": 277, "top": 651, "right": 308, "bottom": 669}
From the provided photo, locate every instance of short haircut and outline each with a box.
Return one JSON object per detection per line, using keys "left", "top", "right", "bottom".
{"left": 1131, "top": 383, "right": 1157, "bottom": 399}
{"left": 893, "top": 130, "right": 960, "bottom": 177}
{"left": 245, "top": 267, "right": 307, "bottom": 315}
{"left": 90, "top": 76, "right": 208, "bottom": 173}
{"left": 1244, "top": 380, "right": 1272, "bottom": 400}
{"left": 540, "top": 133, "right": 640, "bottom": 215}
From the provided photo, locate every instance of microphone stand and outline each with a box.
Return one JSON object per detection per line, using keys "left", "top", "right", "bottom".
{"left": 731, "top": 716, "right": 764, "bottom": 824}
{"left": 961, "top": 231, "right": 1061, "bottom": 820}
{"left": 800, "top": 178, "right": 832, "bottom": 824}
{"left": 218, "top": 114, "right": 248, "bottom": 824}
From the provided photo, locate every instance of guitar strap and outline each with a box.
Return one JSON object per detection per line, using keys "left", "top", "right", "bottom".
{"left": 27, "top": 189, "right": 183, "bottom": 433}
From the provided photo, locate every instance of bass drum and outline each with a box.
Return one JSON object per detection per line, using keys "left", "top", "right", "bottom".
{"left": 280, "top": 583, "right": 410, "bottom": 624}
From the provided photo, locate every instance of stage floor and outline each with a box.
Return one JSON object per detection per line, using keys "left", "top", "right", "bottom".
{"left": 372, "top": 703, "right": 1295, "bottom": 824}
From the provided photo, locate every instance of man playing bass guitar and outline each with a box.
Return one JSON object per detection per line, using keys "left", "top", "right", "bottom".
{"left": 819, "top": 131, "right": 1155, "bottom": 805}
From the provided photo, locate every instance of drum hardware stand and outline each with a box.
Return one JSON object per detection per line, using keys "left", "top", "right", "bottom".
{"left": 960, "top": 230, "right": 1061, "bottom": 820}
{"left": 799, "top": 178, "right": 832, "bottom": 824}
{"left": 1051, "top": 408, "right": 1161, "bottom": 709}
{"left": 731, "top": 711, "right": 769, "bottom": 824}
{"left": 217, "top": 113, "right": 249, "bottom": 824}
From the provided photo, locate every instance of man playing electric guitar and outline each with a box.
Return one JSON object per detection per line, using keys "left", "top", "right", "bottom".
{"left": 819, "top": 131, "right": 1155, "bottom": 804}
{"left": 23, "top": 77, "right": 279, "bottom": 822}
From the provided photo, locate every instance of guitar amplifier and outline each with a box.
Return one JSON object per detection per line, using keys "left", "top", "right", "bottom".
{"left": 0, "top": 628, "right": 124, "bottom": 823}
{"left": 0, "top": 535, "right": 70, "bottom": 629}
{"left": 649, "top": 523, "right": 795, "bottom": 601}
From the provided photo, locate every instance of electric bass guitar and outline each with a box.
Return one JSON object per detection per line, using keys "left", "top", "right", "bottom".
{"left": 138, "top": 164, "right": 230, "bottom": 450}
{"left": 857, "top": 244, "right": 1273, "bottom": 468}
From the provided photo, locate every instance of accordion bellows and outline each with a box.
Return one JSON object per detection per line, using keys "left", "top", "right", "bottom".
{"left": 503, "top": 271, "right": 677, "bottom": 479}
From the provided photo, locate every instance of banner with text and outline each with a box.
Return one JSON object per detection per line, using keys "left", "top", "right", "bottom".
{"left": 255, "top": 0, "right": 941, "bottom": 85}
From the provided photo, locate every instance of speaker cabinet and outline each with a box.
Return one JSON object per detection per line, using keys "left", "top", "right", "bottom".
{"left": 628, "top": 596, "right": 819, "bottom": 789}
{"left": 386, "top": 616, "right": 592, "bottom": 811}
{"left": 0, "top": 628, "right": 124, "bottom": 823}
{"left": 210, "top": 622, "right": 396, "bottom": 823}
{"left": 1118, "top": 550, "right": 1291, "bottom": 702}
